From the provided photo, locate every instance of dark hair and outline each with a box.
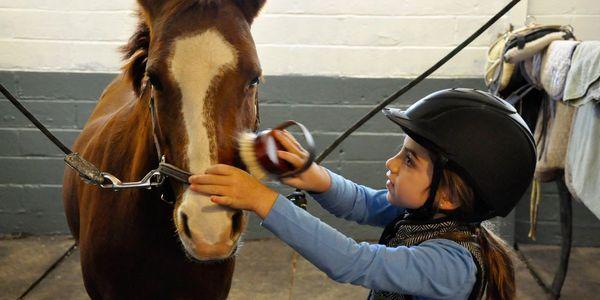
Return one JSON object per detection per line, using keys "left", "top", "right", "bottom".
{"left": 432, "top": 164, "right": 517, "bottom": 299}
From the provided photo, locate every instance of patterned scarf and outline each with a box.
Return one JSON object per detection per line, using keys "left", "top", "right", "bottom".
{"left": 368, "top": 215, "right": 486, "bottom": 300}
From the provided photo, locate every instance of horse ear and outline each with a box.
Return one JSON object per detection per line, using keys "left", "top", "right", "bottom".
{"left": 235, "top": 0, "right": 266, "bottom": 25}
{"left": 136, "top": 0, "right": 162, "bottom": 18}
{"left": 120, "top": 16, "right": 150, "bottom": 97}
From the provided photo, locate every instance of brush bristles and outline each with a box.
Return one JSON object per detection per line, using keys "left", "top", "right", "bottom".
{"left": 237, "top": 131, "right": 268, "bottom": 181}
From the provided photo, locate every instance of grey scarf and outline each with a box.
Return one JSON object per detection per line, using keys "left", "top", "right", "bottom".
{"left": 368, "top": 216, "right": 486, "bottom": 300}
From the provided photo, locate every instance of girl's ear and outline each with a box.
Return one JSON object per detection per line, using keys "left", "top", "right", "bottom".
{"left": 234, "top": 0, "right": 267, "bottom": 25}
{"left": 438, "top": 193, "right": 458, "bottom": 210}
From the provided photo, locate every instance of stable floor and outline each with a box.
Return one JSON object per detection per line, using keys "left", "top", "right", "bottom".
{"left": 1, "top": 236, "right": 598, "bottom": 299}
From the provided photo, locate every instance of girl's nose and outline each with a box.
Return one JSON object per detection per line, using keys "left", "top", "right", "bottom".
{"left": 386, "top": 156, "right": 398, "bottom": 171}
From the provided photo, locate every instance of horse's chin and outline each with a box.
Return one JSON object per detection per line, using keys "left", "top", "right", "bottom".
{"left": 177, "top": 234, "right": 241, "bottom": 264}
{"left": 183, "top": 243, "right": 239, "bottom": 265}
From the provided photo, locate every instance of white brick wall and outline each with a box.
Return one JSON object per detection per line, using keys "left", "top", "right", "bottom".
{"left": 527, "top": 0, "right": 600, "bottom": 41}
{"left": 0, "top": 0, "right": 598, "bottom": 77}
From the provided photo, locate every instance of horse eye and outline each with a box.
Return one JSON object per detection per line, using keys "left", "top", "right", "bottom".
{"left": 148, "top": 74, "right": 162, "bottom": 91}
{"left": 249, "top": 77, "right": 260, "bottom": 87}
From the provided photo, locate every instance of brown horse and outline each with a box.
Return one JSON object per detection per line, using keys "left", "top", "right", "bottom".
{"left": 62, "top": 0, "right": 266, "bottom": 298}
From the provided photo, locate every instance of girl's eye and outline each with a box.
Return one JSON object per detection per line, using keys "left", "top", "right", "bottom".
{"left": 404, "top": 154, "right": 413, "bottom": 167}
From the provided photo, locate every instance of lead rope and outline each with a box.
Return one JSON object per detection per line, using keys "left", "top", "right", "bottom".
{"left": 0, "top": 83, "right": 106, "bottom": 185}
{"left": 1, "top": 79, "right": 189, "bottom": 190}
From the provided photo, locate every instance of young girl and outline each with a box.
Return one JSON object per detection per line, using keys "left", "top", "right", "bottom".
{"left": 189, "top": 88, "right": 536, "bottom": 300}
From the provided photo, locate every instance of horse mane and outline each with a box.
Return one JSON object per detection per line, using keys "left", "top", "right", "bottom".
{"left": 118, "top": 2, "right": 221, "bottom": 97}
{"left": 119, "top": 10, "right": 150, "bottom": 98}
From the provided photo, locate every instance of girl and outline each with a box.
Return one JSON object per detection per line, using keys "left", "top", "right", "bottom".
{"left": 189, "top": 88, "right": 536, "bottom": 300}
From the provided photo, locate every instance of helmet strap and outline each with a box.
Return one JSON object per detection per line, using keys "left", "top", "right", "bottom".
{"left": 406, "top": 154, "right": 448, "bottom": 220}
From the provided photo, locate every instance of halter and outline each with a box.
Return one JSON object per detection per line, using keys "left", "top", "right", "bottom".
{"left": 101, "top": 74, "right": 262, "bottom": 201}
{"left": 0, "top": 71, "right": 260, "bottom": 199}
{"left": 66, "top": 81, "right": 189, "bottom": 193}
{"left": 82, "top": 78, "right": 192, "bottom": 192}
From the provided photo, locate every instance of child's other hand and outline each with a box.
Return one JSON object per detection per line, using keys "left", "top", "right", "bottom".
{"left": 188, "top": 164, "right": 279, "bottom": 219}
{"left": 274, "top": 129, "right": 331, "bottom": 193}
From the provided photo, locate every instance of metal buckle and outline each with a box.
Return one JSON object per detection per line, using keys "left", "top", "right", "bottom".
{"left": 99, "top": 169, "right": 165, "bottom": 190}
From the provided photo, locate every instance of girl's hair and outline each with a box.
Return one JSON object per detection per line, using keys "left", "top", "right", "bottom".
{"left": 433, "top": 166, "right": 517, "bottom": 300}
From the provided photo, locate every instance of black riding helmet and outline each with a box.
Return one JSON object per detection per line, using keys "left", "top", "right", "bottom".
{"left": 382, "top": 88, "right": 536, "bottom": 223}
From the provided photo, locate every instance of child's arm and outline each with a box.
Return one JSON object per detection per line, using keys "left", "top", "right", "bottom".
{"left": 307, "top": 167, "right": 405, "bottom": 227}
{"left": 261, "top": 195, "right": 477, "bottom": 299}
{"left": 272, "top": 130, "right": 403, "bottom": 227}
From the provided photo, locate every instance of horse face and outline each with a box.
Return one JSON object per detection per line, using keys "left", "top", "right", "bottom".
{"left": 138, "top": 0, "right": 265, "bottom": 261}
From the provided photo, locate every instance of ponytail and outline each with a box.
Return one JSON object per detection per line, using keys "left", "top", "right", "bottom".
{"left": 428, "top": 149, "right": 518, "bottom": 300}
{"left": 477, "top": 225, "right": 517, "bottom": 300}
{"left": 433, "top": 163, "right": 517, "bottom": 300}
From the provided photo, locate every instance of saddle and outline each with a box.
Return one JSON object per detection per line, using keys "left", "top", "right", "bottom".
{"left": 485, "top": 23, "right": 575, "bottom": 95}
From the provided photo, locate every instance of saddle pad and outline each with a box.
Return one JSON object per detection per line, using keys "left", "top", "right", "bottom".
{"left": 540, "top": 40, "right": 580, "bottom": 101}
{"left": 564, "top": 41, "right": 600, "bottom": 106}
{"left": 565, "top": 100, "right": 600, "bottom": 219}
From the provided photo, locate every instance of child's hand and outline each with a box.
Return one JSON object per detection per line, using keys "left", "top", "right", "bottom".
{"left": 188, "top": 164, "right": 279, "bottom": 219}
{"left": 274, "top": 129, "right": 331, "bottom": 193}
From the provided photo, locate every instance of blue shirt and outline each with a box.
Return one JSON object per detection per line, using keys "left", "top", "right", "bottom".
{"left": 260, "top": 167, "right": 477, "bottom": 300}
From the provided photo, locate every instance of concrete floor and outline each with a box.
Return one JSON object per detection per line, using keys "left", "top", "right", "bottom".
{"left": 0, "top": 235, "right": 598, "bottom": 300}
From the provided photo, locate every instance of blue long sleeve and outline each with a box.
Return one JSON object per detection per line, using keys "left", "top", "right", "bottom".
{"left": 307, "top": 167, "right": 405, "bottom": 227}
{"left": 260, "top": 195, "right": 477, "bottom": 300}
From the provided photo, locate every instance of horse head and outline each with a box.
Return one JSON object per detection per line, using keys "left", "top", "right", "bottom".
{"left": 122, "top": 0, "right": 266, "bottom": 261}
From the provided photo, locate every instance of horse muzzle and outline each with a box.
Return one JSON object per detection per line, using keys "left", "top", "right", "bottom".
{"left": 175, "top": 190, "right": 246, "bottom": 261}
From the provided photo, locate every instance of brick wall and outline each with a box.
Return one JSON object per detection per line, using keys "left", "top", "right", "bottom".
{"left": 2, "top": 0, "right": 598, "bottom": 76}
{"left": 1, "top": 1, "right": 599, "bottom": 244}
{"left": 528, "top": 0, "right": 600, "bottom": 41}
{"left": 0, "top": 72, "right": 492, "bottom": 239}
{"left": 251, "top": 0, "right": 515, "bottom": 77}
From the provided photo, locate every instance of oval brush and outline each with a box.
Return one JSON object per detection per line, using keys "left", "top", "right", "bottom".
{"left": 237, "top": 120, "right": 316, "bottom": 181}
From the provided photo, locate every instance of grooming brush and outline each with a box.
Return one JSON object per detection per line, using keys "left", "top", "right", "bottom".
{"left": 238, "top": 120, "right": 316, "bottom": 181}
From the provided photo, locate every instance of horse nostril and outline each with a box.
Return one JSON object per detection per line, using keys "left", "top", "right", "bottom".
{"left": 180, "top": 212, "right": 192, "bottom": 239}
{"left": 231, "top": 211, "right": 243, "bottom": 238}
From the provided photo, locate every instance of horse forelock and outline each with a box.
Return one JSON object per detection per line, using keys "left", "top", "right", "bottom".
{"left": 118, "top": 1, "right": 229, "bottom": 98}
{"left": 121, "top": 0, "right": 265, "bottom": 97}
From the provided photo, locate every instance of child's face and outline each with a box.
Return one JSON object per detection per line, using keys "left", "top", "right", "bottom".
{"left": 385, "top": 136, "right": 434, "bottom": 209}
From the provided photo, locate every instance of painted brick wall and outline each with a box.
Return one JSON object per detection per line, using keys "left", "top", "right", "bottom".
{"left": 527, "top": 0, "right": 600, "bottom": 41}
{"left": 0, "top": 72, "right": 496, "bottom": 240}
{"left": 1, "top": 1, "right": 599, "bottom": 244}
{"left": 2, "top": 71, "right": 599, "bottom": 245}
{"left": 1, "top": 0, "right": 598, "bottom": 76}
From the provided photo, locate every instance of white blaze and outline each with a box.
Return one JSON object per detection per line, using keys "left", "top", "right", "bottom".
{"left": 169, "top": 29, "right": 238, "bottom": 245}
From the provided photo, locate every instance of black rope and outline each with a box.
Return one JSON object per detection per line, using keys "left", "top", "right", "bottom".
{"left": 0, "top": 83, "right": 72, "bottom": 155}
{"left": 17, "top": 242, "right": 77, "bottom": 299}
{"left": 314, "top": 0, "right": 522, "bottom": 164}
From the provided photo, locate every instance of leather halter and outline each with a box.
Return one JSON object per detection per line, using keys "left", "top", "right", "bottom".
{"left": 141, "top": 74, "right": 261, "bottom": 186}
{"left": 143, "top": 80, "right": 193, "bottom": 184}
{"left": 62, "top": 74, "right": 260, "bottom": 195}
